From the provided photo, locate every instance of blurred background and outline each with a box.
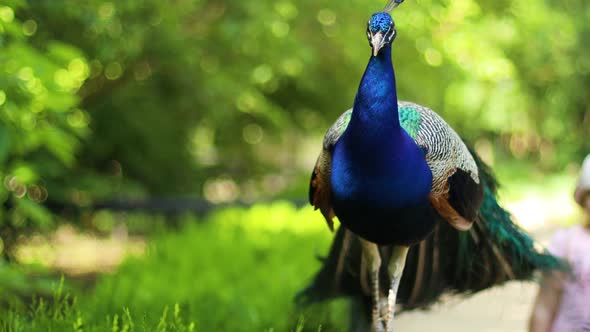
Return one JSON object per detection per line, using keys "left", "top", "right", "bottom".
{"left": 0, "top": 0, "right": 588, "bottom": 330}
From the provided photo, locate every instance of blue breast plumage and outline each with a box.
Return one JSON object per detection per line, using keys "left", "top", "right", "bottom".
{"left": 327, "top": 44, "right": 437, "bottom": 245}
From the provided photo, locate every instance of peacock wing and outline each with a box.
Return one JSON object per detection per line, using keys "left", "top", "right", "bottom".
{"left": 309, "top": 109, "right": 353, "bottom": 231}
{"left": 398, "top": 101, "right": 483, "bottom": 231}
{"left": 396, "top": 147, "right": 565, "bottom": 310}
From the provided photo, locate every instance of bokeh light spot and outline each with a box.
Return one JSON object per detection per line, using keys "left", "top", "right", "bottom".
{"left": 236, "top": 92, "right": 258, "bottom": 112}
{"left": 190, "top": 124, "right": 218, "bottom": 166}
{"left": 317, "top": 9, "right": 336, "bottom": 26}
{"left": 275, "top": 2, "right": 298, "bottom": 19}
{"left": 28, "top": 185, "right": 48, "bottom": 202}
{"left": 4, "top": 176, "right": 17, "bottom": 191}
{"left": 54, "top": 69, "right": 73, "bottom": 89}
{"left": 0, "top": 6, "right": 14, "bottom": 23}
{"left": 18, "top": 67, "right": 34, "bottom": 81}
{"left": 67, "top": 109, "right": 90, "bottom": 128}
{"left": 271, "top": 20, "right": 290, "bottom": 38}
{"left": 23, "top": 19, "right": 37, "bottom": 36}
{"left": 281, "top": 58, "right": 303, "bottom": 76}
{"left": 99, "top": 2, "right": 115, "bottom": 19}
{"left": 105, "top": 62, "right": 123, "bottom": 80}
{"left": 26, "top": 78, "right": 43, "bottom": 95}
{"left": 243, "top": 124, "right": 264, "bottom": 144}
{"left": 69, "top": 58, "right": 89, "bottom": 82}
{"left": 252, "top": 65, "right": 273, "bottom": 85}
{"left": 424, "top": 48, "right": 443, "bottom": 67}
{"left": 14, "top": 184, "right": 27, "bottom": 198}
{"left": 134, "top": 62, "right": 152, "bottom": 81}
{"left": 322, "top": 24, "right": 338, "bottom": 38}
{"left": 204, "top": 178, "right": 239, "bottom": 203}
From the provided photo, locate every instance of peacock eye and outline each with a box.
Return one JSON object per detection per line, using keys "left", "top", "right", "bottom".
{"left": 367, "top": 30, "right": 371, "bottom": 39}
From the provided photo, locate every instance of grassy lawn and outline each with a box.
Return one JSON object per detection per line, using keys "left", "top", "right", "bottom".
{"left": 1, "top": 203, "right": 349, "bottom": 332}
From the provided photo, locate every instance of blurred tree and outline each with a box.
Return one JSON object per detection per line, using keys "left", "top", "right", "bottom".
{"left": 0, "top": 0, "right": 588, "bottom": 251}
{"left": 0, "top": 0, "right": 89, "bottom": 258}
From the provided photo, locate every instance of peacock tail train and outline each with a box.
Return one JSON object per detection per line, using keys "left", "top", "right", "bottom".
{"left": 297, "top": 145, "right": 565, "bottom": 313}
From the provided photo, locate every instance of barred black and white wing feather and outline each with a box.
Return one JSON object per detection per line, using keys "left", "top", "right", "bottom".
{"left": 398, "top": 101, "right": 484, "bottom": 231}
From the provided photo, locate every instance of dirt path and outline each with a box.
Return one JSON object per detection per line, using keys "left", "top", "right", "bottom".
{"left": 397, "top": 281, "right": 537, "bottom": 332}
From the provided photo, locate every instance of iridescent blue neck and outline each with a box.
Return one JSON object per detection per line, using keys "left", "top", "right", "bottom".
{"left": 331, "top": 43, "right": 433, "bottom": 210}
{"left": 347, "top": 45, "right": 402, "bottom": 145}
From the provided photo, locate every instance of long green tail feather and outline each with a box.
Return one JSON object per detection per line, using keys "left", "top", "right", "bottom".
{"left": 467, "top": 146, "right": 565, "bottom": 277}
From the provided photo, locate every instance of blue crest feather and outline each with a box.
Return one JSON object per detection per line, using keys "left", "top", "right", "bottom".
{"left": 369, "top": 12, "right": 394, "bottom": 32}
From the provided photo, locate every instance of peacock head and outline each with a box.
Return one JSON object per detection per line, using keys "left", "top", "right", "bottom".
{"left": 367, "top": 12, "right": 396, "bottom": 57}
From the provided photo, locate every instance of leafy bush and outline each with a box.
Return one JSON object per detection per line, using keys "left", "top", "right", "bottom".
{"left": 0, "top": 1, "right": 90, "bottom": 257}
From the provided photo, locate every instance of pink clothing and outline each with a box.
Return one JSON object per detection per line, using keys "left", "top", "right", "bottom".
{"left": 549, "top": 225, "right": 590, "bottom": 332}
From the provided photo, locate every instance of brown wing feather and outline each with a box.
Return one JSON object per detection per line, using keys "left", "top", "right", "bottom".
{"left": 310, "top": 150, "right": 336, "bottom": 231}
{"left": 428, "top": 167, "right": 485, "bottom": 232}
{"left": 309, "top": 110, "right": 352, "bottom": 231}
{"left": 429, "top": 193, "right": 473, "bottom": 231}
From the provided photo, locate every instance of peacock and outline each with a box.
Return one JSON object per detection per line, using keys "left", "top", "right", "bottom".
{"left": 299, "top": 1, "right": 564, "bottom": 331}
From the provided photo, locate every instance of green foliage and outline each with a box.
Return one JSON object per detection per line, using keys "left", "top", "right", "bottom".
{"left": 2, "top": 292, "right": 199, "bottom": 332}
{"left": 12, "top": 0, "right": 586, "bottom": 201}
{"left": 0, "top": 261, "right": 56, "bottom": 301}
{"left": 0, "top": 1, "right": 90, "bottom": 256}
{"left": 3, "top": 0, "right": 589, "bottom": 197}
{"left": 0, "top": 204, "right": 348, "bottom": 331}
{"left": 80, "top": 203, "right": 346, "bottom": 331}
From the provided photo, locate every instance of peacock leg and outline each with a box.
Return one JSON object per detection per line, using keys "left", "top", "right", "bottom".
{"left": 384, "top": 245, "right": 409, "bottom": 332}
{"left": 360, "top": 238, "right": 384, "bottom": 332}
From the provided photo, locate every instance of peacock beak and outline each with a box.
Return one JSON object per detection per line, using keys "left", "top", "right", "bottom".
{"left": 370, "top": 32, "right": 385, "bottom": 57}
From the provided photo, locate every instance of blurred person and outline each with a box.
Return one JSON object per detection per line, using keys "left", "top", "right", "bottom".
{"left": 529, "top": 154, "right": 590, "bottom": 332}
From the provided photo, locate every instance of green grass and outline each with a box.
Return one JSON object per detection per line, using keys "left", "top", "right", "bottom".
{"left": 0, "top": 203, "right": 350, "bottom": 331}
